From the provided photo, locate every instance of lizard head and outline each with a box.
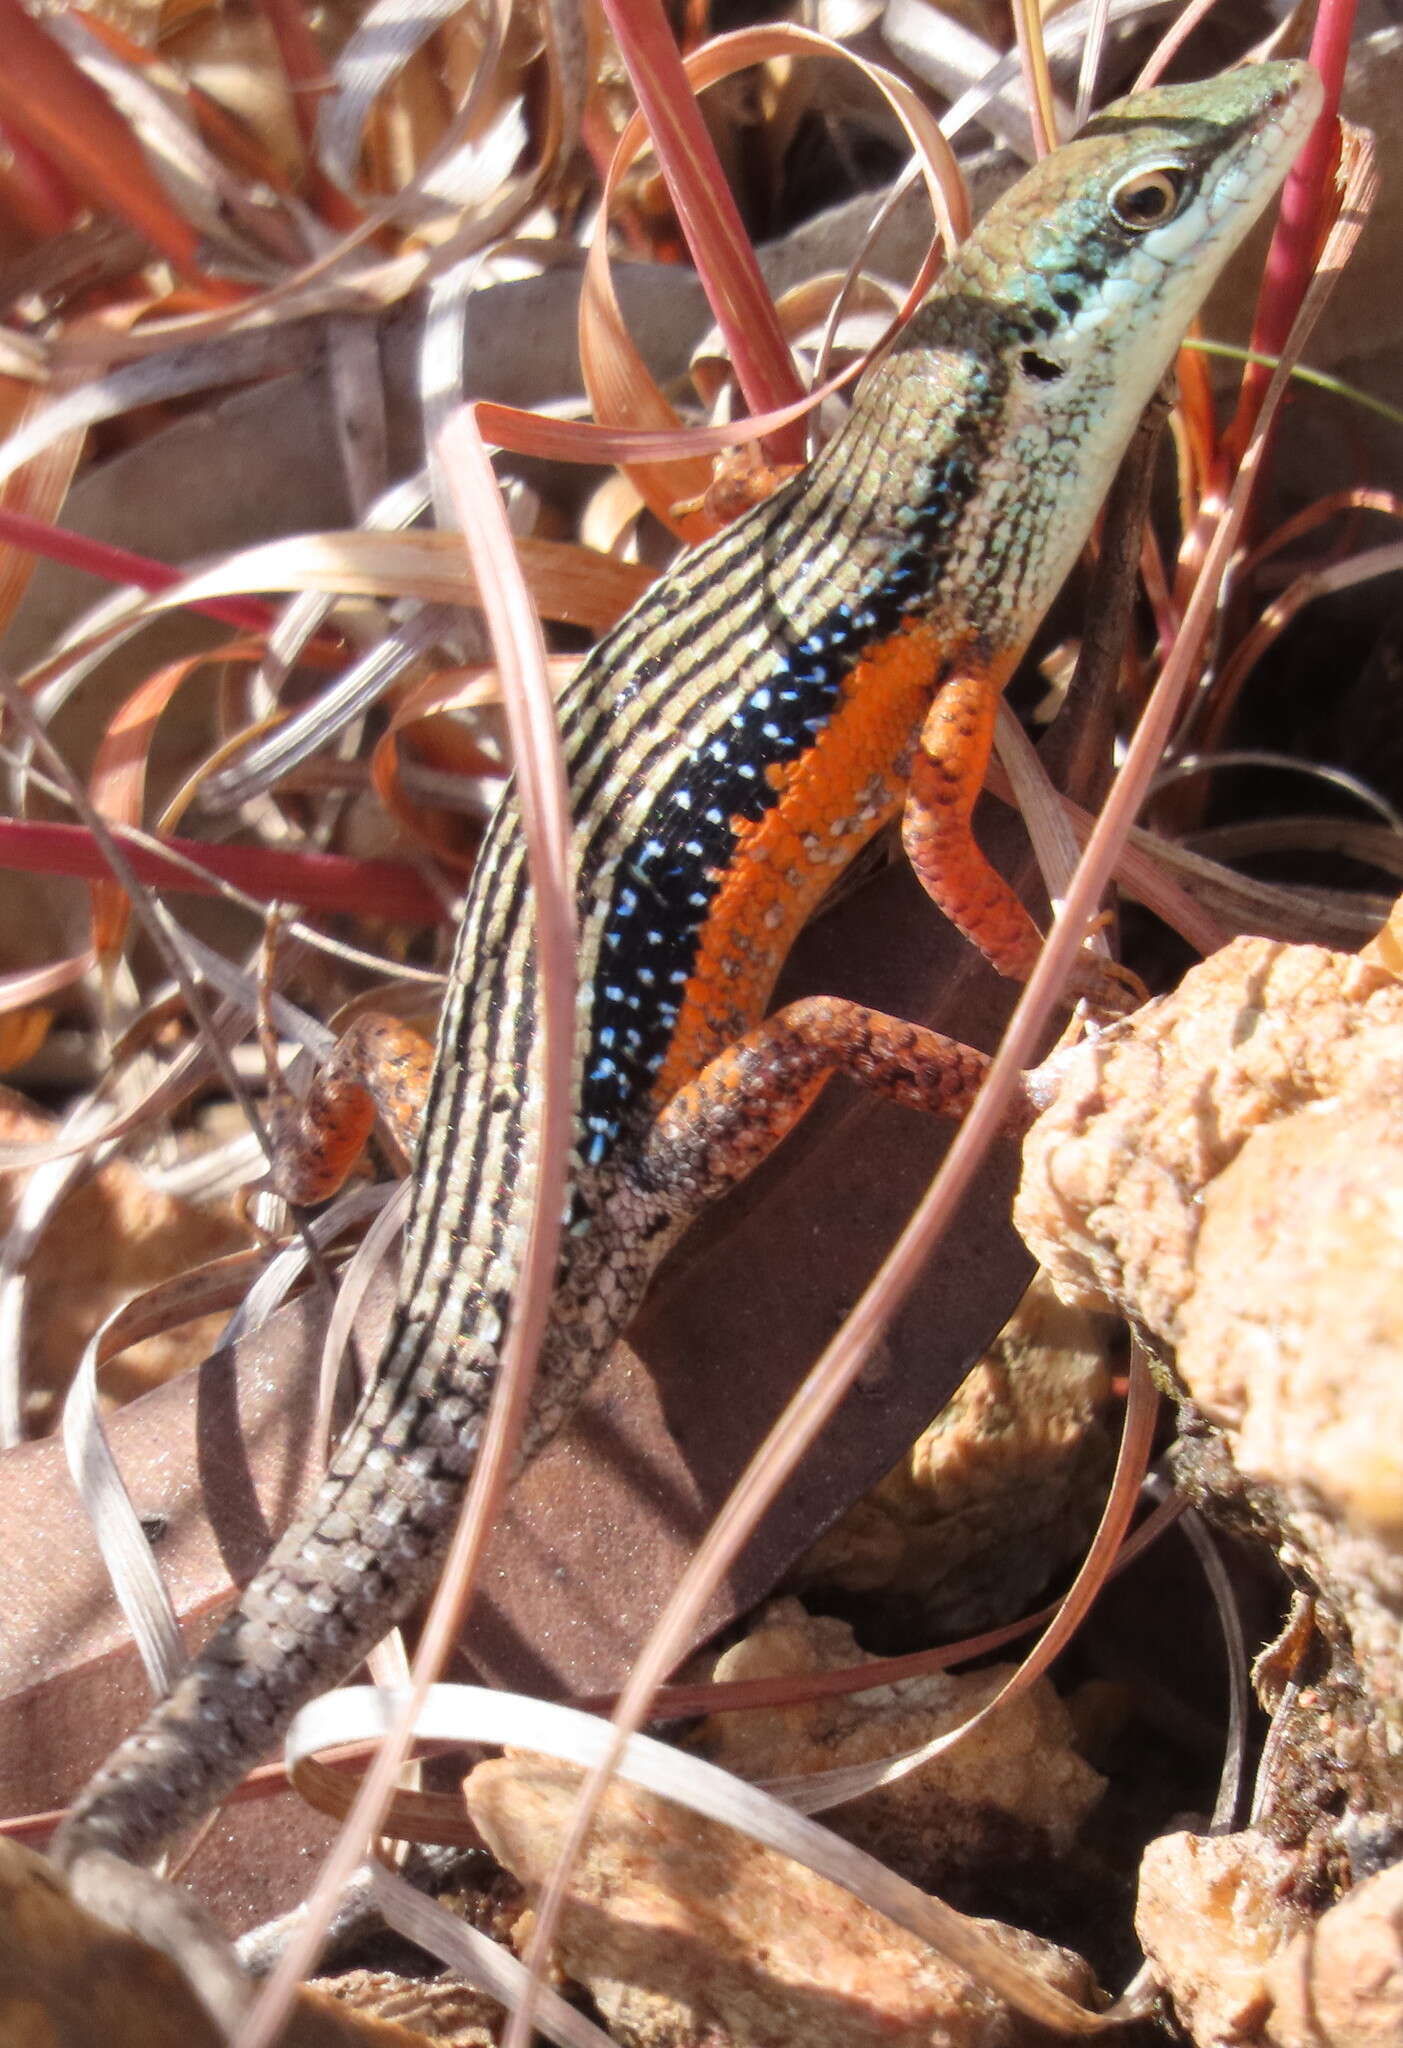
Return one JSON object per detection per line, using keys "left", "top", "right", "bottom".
{"left": 947, "top": 61, "right": 1323, "bottom": 390}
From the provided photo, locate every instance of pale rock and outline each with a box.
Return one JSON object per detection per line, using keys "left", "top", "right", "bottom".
{"left": 1136, "top": 1830, "right": 1308, "bottom": 2046}
{"left": 1018, "top": 935, "right": 1403, "bottom": 2018}
{"left": 465, "top": 1751, "right": 1099, "bottom": 2048}
{"left": 1138, "top": 1835, "right": 1403, "bottom": 2048}
{"left": 689, "top": 1599, "right": 1103, "bottom": 1886}
{"left": 795, "top": 1272, "right": 1115, "bottom": 1635}
{"left": 1265, "top": 1859, "right": 1403, "bottom": 2046}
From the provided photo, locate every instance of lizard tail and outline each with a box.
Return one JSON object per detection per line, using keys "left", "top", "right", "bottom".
{"left": 52, "top": 1306, "right": 476, "bottom": 1869}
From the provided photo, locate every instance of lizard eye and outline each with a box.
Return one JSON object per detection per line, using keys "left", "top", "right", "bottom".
{"left": 1108, "top": 164, "right": 1188, "bottom": 231}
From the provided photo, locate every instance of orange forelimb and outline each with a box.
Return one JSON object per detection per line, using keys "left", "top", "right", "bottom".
{"left": 901, "top": 666, "right": 1046, "bottom": 982}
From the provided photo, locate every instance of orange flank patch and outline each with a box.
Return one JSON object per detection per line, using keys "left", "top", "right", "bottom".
{"left": 651, "top": 617, "right": 950, "bottom": 1107}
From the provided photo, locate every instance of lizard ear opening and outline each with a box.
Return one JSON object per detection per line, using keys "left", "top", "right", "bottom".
{"left": 1108, "top": 163, "right": 1189, "bottom": 231}
{"left": 1020, "top": 350, "right": 1066, "bottom": 382}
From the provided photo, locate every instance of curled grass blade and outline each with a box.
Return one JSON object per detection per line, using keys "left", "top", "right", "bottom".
{"left": 0, "top": 0, "right": 215, "bottom": 285}
{"left": 598, "top": 0, "right": 805, "bottom": 457}
{"left": 581, "top": 22, "right": 965, "bottom": 536}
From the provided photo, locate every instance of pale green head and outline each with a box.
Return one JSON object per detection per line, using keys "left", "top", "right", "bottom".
{"left": 884, "top": 62, "right": 1321, "bottom": 649}
{"left": 928, "top": 61, "right": 1322, "bottom": 387}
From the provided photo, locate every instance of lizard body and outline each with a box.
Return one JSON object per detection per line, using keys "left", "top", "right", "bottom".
{"left": 55, "top": 61, "right": 1320, "bottom": 1869}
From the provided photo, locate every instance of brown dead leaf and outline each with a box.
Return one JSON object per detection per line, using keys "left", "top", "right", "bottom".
{"left": 0, "top": 1837, "right": 439, "bottom": 2046}
{"left": 0, "top": 1283, "right": 340, "bottom": 1931}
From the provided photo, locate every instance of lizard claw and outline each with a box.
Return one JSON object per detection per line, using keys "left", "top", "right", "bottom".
{"left": 1064, "top": 949, "right": 1148, "bottom": 1018}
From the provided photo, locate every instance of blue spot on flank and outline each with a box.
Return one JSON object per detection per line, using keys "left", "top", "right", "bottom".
{"left": 578, "top": 436, "right": 981, "bottom": 1165}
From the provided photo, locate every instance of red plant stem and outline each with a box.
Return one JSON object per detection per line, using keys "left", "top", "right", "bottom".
{"left": 0, "top": 816, "right": 446, "bottom": 925}
{"left": 0, "top": 507, "right": 346, "bottom": 652}
{"left": 597, "top": 0, "right": 805, "bottom": 463}
{"left": 252, "top": 0, "right": 333, "bottom": 153}
{"left": 0, "top": 507, "right": 274, "bottom": 633}
{"left": 1223, "top": 0, "right": 1355, "bottom": 464}
{"left": 0, "top": 0, "right": 236, "bottom": 292}
{"left": 0, "top": 110, "right": 80, "bottom": 236}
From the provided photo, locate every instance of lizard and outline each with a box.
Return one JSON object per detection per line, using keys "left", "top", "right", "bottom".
{"left": 53, "top": 59, "right": 1321, "bottom": 1873}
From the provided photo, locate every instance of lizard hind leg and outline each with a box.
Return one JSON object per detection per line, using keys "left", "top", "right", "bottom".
{"left": 264, "top": 1010, "right": 434, "bottom": 1206}
{"left": 638, "top": 993, "right": 1012, "bottom": 1214}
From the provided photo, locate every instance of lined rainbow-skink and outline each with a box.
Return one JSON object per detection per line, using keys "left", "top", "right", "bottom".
{"left": 55, "top": 60, "right": 1320, "bottom": 1869}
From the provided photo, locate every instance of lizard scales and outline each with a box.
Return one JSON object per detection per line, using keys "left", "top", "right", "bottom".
{"left": 55, "top": 61, "right": 1319, "bottom": 1869}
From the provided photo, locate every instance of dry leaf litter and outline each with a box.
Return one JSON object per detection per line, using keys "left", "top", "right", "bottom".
{"left": 0, "top": 1086, "right": 252, "bottom": 1421}
{"left": 0, "top": 1837, "right": 435, "bottom": 2047}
